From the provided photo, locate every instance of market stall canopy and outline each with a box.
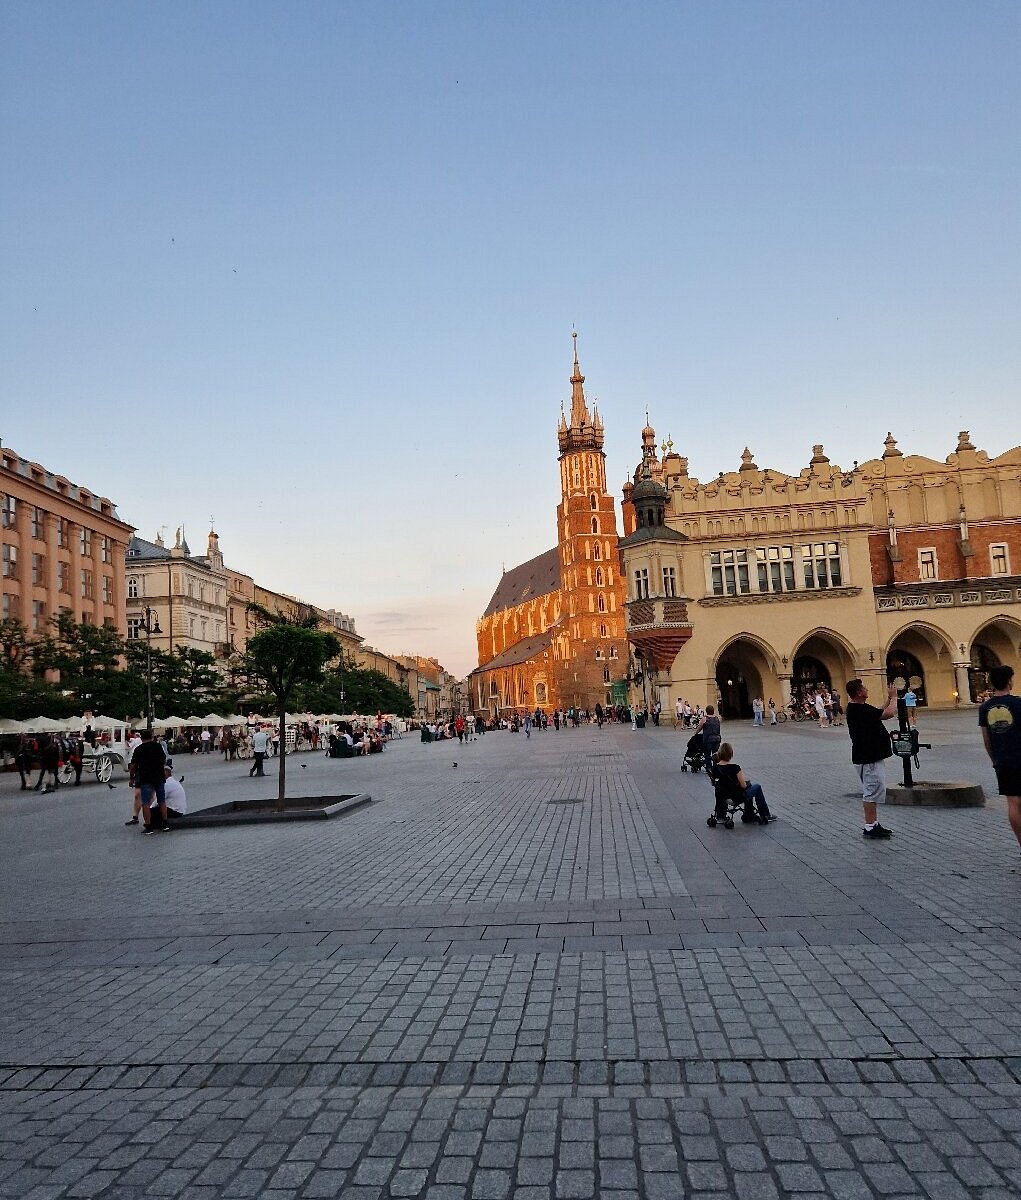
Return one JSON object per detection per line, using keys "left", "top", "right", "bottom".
{"left": 158, "top": 716, "right": 190, "bottom": 730}
{"left": 0, "top": 719, "right": 25, "bottom": 734}
{"left": 200, "top": 714, "right": 231, "bottom": 727}
{"left": 21, "top": 716, "right": 67, "bottom": 733}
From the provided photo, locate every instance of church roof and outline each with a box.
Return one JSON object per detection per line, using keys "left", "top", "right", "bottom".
{"left": 470, "top": 628, "right": 555, "bottom": 674}
{"left": 482, "top": 547, "right": 561, "bottom": 617}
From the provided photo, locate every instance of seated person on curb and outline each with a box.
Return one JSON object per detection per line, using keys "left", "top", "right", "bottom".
{"left": 712, "top": 742, "right": 774, "bottom": 824}
{"left": 161, "top": 762, "right": 187, "bottom": 822}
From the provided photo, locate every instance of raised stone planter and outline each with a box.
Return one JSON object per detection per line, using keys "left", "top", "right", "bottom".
{"left": 173, "top": 792, "right": 372, "bottom": 828}
{"left": 886, "top": 781, "right": 984, "bottom": 807}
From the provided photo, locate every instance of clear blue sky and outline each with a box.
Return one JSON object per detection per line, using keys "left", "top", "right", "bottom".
{"left": 2, "top": 1, "right": 1018, "bottom": 677}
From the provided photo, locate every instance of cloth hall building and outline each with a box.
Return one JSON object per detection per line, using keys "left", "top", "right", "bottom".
{"left": 619, "top": 427, "right": 1021, "bottom": 717}
{"left": 471, "top": 338, "right": 630, "bottom": 717}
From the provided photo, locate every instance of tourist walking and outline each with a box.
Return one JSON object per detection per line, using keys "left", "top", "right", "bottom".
{"left": 768, "top": 698, "right": 778, "bottom": 726}
{"left": 977, "top": 665, "right": 1021, "bottom": 854}
{"left": 903, "top": 687, "right": 918, "bottom": 727}
{"left": 752, "top": 697, "right": 764, "bottom": 727}
{"left": 250, "top": 728, "right": 269, "bottom": 777}
{"left": 845, "top": 678, "right": 897, "bottom": 839}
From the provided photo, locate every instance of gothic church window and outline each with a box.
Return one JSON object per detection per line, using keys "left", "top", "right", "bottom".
{"left": 590, "top": 494, "right": 598, "bottom": 510}
{"left": 593, "top": 542, "right": 601, "bottom": 560}
{"left": 598, "top": 594, "right": 605, "bottom": 612}
{"left": 591, "top": 517, "right": 599, "bottom": 534}
{"left": 595, "top": 568, "right": 603, "bottom": 586}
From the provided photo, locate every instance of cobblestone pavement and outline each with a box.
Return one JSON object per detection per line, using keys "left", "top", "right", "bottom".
{"left": 1, "top": 713, "right": 1019, "bottom": 1197}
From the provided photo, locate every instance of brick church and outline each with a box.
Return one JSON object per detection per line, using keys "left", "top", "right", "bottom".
{"left": 470, "top": 336, "right": 630, "bottom": 718}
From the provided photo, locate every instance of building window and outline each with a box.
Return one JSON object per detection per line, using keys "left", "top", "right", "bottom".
{"left": 595, "top": 567, "right": 603, "bottom": 586}
{"left": 31, "top": 507, "right": 44, "bottom": 539}
{"left": 101, "top": 576, "right": 113, "bottom": 604}
{"left": 990, "top": 544, "right": 1009, "bottom": 576}
{"left": 662, "top": 566, "right": 677, "bottom": 597}
{"left": 600, "top": 623, "right": 607, "bottom": 637}
{"left": 754, "top": 545, "right": 793, "bottom": 592}
{"left": 31, "top": 599, "right": 46, "bottom": 631}
{"left": 81, "top": 612, "right": 93, "bottom": 626}
{"left": 57, "top": 561, "right": 70, "bottom": 593}
{"left": 1, "top": 495, "right": 15, "bottom": 529}
{"left": 609, "top": 646, "right": 618, "bottom": 659}
{"left": 595, "top": 649, "right": 603, "bottom": 659}
{"left": 535, "top": 682, "right": 547, "bottom": 704}
{"left": 593, "top": 541, "right": 601, "bottom": 560}
{"left": 597, "top": 593, "right": 606, "bottom": 612}
{"left": 590, "top": 494, "right": 598, "bottom": 510}
{"left": 127, "top": 576, "right": 138, "bottom": 598}
{"left": 56, "top": 518, "right": 67, "bottom": 548}
{"left": 710, "top": 550, "right": 750, "bottom": 596}
{"left": 31, "top": 553, "right": 45, "bottom": 585}
{"left": 81, "top": 569, "right": 93, "bottom": 599}
{"left": 2, "top": 543, "right": 17, "bottom": 579}
{"left": 189, "top": 617, "right": 195, "bottom": 636}
{"left": 918, "top": 548, "right": 938, "bottom": 581}
{"left": 2, "top": 593, "right": 17, "bottom": 620}
{"left": 603, "top": 666, "right": 611, "bottom": 683}
{"left": 591, "top": 517, "right": 599, "bottom": 534}
{"left": 634, "top": 567, "right": 650, "bottom": 600}
{"left": 127, "top": 617, "right": 144, "bottom": 640}
{"left": 802, "top": 542, "right": 842, "bottom": 589}
{"left": 100, "top": 536, "right": 111, "bottom": 563}
{"left": 80, "top": 528, "right": 91, "bottom": 556}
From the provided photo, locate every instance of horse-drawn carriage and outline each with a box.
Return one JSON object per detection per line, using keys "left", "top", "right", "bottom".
{"left": 57, "top": 746, "right": 125, "bottom": 785}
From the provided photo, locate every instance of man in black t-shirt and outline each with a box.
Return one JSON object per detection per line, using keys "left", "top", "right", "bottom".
{"left": 978, "top": 664, "right": 1021, "bottom": 854}
{"left": 845, "top": 678, "right": 898, "bottom": 840}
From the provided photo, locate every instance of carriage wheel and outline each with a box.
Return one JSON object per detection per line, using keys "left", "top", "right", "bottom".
{"left": 58, "top": 762, "right": 74, "bottom": 785}
{"left": 97, "top": 757, "right": 113, "bottom": 783}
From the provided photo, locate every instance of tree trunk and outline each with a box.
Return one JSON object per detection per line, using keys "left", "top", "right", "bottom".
{"left": 276, "top": 709, "right": 286, "bottom": 811}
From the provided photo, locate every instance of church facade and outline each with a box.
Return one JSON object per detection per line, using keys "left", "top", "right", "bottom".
{"left": 618, "top": 427, "right": 1021, "bottom": 716}
{"left": 471, "top": 338, "right": 629, "bottom": 717}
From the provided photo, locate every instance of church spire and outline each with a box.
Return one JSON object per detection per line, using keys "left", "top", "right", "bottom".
{"left": 569, "top": 329, "right": 591, "bottom": 428}
{"left": 558, "top": 331, "right": 604, "bottom": 455}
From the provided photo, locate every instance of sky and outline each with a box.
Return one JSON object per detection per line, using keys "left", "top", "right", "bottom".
{"left": 1, "top": 1, "right": 1019, "bottom": 678}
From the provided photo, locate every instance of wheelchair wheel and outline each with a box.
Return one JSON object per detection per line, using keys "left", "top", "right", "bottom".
{"left": 724, "top": 817, "right": 735, "bottom": 830}
{"left": 706, "top": 815, "right": 717, "bottom": 827}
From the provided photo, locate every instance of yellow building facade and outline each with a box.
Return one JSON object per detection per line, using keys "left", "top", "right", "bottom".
{"left": 620, "top": 429, "right": 1021, "bottom": 716}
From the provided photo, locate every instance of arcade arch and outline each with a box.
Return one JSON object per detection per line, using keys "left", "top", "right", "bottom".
{"left": 884, "top": 622, "right": 956, "bottom": 708}
{"left": 789, "top": 630, "right": 857, "bottom": 707}
{"left": 712, "top": 634, "right": 781, "bottom": 719}
{"left": 966, "top": 616, "right": 1021, "bottom": 701}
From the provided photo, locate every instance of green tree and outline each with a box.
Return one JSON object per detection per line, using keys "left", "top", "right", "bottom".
{"left": 240, "top": 616, "right": 339, "bottom": 808}
{"left": 32, "top": 614, "right": 142, "bottom": 717}
{"left": 300, "top": 663, "right": 413, "bottom": 718}
{"left": 124, "top": 643, "right": 228, "bottom": 718}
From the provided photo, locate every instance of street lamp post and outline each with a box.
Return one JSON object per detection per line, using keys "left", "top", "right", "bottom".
{"left": 144, "top": 606, "right": 162, "bottom": 735}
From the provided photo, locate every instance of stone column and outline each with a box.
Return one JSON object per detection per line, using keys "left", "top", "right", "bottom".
{"left": 779, "top": 674, "right": 793, "bottom": 706}
{"left": 953, "top": 661, "right": 974, "bottom": 705}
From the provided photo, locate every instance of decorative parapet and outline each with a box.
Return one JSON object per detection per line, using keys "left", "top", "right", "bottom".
{"left": 874, "top": 582, "right": 1021, "bottom": 613}
{"left": 698, "top": 587, "right": 861, "bottom": 607}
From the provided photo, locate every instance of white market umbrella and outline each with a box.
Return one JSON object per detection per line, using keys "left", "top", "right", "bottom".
{"left": 201, "top": 713, "right": 230, "bottom": 727}
{"left": 159, "top": 715, "right": 189, "bottom": 730}
{"left": 0, "top": 718, "right": 25, "bottom": 734}
{"left": 21, "top": 716, "right": 67, "bottom": 733}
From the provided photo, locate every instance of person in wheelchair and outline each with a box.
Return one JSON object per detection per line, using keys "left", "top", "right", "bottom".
{"left": 711, "top": 742, "right": 774, "bottom": 825}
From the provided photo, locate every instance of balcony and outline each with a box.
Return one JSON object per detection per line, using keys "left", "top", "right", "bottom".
{"left": 624, "top": 596, "right": 694, "bottom": 672}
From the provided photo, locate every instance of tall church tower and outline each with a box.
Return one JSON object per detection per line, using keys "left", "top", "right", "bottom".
{"left": 555, "top": 333, "right": 629, "bottom": 707}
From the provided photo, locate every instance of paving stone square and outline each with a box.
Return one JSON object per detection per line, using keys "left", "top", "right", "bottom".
{"left": 1, "top": 712, "right": 1019, "bottom": 1197}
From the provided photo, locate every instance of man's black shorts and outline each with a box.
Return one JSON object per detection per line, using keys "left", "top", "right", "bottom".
{"left": 994, "top": 765, "right": 1021, "bottom": 797}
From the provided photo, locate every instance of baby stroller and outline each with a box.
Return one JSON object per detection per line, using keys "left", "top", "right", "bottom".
{"left": 681, "top": 733, "right": 706, "bottom": 773}
{"left": 705, "top": 759, "right": 769, "bottom": 829}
